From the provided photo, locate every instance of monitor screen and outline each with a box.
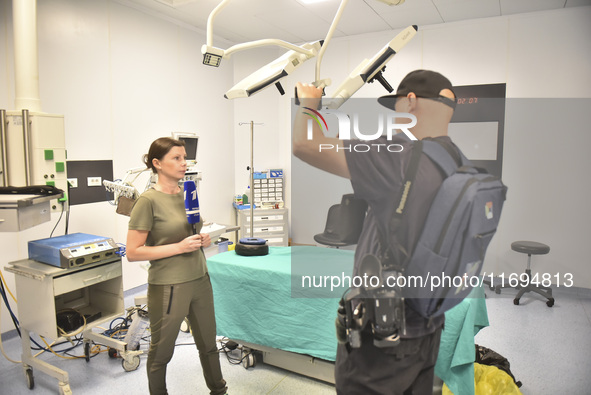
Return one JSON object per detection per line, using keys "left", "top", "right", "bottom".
{"left": 448, "top": 121, "right": 498, "bottom": 161}
{"left": 171, "top": 132, "right": 199, "bottom": 162}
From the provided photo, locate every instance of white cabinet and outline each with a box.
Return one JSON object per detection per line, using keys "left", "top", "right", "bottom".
{"left": 8, "top": 258, "right": 123, "bottom": 339}
{"left": 237, "top": 208, "right": 288, "bottom": 246}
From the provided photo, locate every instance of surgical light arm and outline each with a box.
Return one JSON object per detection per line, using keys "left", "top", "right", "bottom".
{"left": 324, "top": 25, "right": 418, "bottom": 110}
{"left": 201, "top": 0, "right": 316, "bottom": 67}
{"left": 203, "top": 0, "right": 409, "bottom": 101}
{"left": 224, "top": 41, "right": 323, "bottom": 99}
{"left": 205, "top": 0, "right": 347, "bottom": 99}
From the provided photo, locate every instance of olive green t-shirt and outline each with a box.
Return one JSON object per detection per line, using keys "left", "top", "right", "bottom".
{"left": 128, "top": 188, "right": 207, "bottom": 285}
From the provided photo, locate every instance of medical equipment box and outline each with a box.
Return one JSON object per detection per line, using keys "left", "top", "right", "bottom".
{"left": 28, "top": 233, "right": 119, "bottom": 269}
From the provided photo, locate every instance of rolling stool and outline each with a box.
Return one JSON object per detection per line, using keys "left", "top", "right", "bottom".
{"left": 497, "top": 241, "right": 554, "bottom": 307}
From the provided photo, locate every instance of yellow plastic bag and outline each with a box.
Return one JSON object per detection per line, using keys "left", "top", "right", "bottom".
{"left": 443, "top": 363, "right": 523, "bottom": 395}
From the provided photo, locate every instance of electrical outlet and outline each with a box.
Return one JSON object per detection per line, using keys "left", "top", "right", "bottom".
{"left": 67, "top": 178, "right": 78, "bottom": 188}
{"left": 87, "top": 176, "right": 102, "bottom": 187}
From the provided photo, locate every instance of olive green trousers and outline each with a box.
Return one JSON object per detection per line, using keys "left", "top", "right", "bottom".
{"left": 147, "top": 274, "right": 227, "bottom": 395}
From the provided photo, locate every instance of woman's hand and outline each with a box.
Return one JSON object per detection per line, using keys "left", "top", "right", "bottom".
{"left": 178, "top": 234, "right": 206, "bottom": 253}
{"left": 127, "top": 230, "right": 211, "bottom": 262}
{"left": 200, "top": 233, "right": 212, "bottom": 248}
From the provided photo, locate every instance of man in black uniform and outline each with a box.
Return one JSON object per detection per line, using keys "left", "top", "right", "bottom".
{"left": 293, "top": 70, "right": 459, "bottom": 394}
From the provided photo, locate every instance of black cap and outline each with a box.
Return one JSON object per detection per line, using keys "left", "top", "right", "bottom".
{"left": 378, "top": 69, "right": 456, "bottom": 110}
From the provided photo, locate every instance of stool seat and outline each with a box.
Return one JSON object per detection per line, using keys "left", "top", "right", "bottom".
{"left": 511, "top": 241, "right": 550, "bottom": 255}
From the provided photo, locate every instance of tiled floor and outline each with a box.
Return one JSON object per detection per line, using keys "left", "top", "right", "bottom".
{"left": 1, "top": 284, "right": 589, "bottom": 394}
{"left": 474, "top": 285, "right": 591, "bottom": 395}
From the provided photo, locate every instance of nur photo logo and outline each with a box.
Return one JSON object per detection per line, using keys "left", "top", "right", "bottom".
{"left": 303, "top": 107, "right": 418, "bottom": 153}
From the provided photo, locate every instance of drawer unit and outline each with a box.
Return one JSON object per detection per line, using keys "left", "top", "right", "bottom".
{"left": 238, "top": 208, "right": 288, "bottom": 246}
{"left": 53, "top": 259, "right": 123, "bottom": 295}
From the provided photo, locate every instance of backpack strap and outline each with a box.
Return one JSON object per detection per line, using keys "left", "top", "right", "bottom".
{"left": 422, "top": 140, "right": 469, "bottom": 177}
{"left": 392, "top": 140, "right": 423, "bottom": 219}
{"left": 377, "top": 140, "right": 424, "bottom": 271}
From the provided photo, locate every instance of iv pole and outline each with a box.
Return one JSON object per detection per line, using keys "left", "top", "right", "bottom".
{"left": 239, "top": 121, "right": 263, "bottom": 237}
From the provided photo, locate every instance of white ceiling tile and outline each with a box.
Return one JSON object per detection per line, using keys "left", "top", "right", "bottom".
{"left": 123, "top": 0, "right": 588, "bottom": 45}
{"left": 203, "top": 1, "right": 308, "bottom": 43}
{"left": 367, "top": 0, "right": 444, "bottom": 29}
{"left": 433, "top": 0, "right": 501, "bottom": 22}
{"left": 255, "top": 8, "right": 336, "bottom": 43}
{"left": 365, "top": 0, "right": 433, "bottom": 14}
{"left": 380, "top": 8, "right": 444, "bottom": 30}
{"left": 298, "top": 0, "right": 393, "bottom": 37}
{"left": 335, "top": 0, "right": 393, "bottom": 36}
{"left": 500, "top": 0, "right": 566, "bottom": 15}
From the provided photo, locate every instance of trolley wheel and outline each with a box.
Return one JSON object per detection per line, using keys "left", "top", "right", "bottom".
{"left": 494, "top": 286, "right": 501, "bottom": 294}
{"left": 84, "top": 341, "right": 91, "bottom": 362}
{"left": 513, "top": 298, "right": 520, "bottom": 305}
{"left": 546, "top": 298, "right": 555, "bottom": 307}
{"left": 122, "top": 355, "right": 141, "bottom": 372}
{"left": 25, "top": 367, "right": 34, "bottom": 389}
{"left": 108, "top": 347, "right": 119, "bottom": 358}
{"left": 59, "top": 382, "right": 72, "bottom": 395}
{"left": 242, "top": 352, "right": 255, "bottom": 369}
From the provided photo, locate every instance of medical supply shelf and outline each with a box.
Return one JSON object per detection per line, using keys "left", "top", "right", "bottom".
{"left": 6, "top": 257, "right": 132, "bottom": 394}
{"left": 236, "top": 207, "right": 288, "bottom": 246}
{"left": 252, "top": 176, "right": 283, "bottom": 205}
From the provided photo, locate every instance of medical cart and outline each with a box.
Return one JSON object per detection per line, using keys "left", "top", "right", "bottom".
{"left": 6, "top": 234, "right": 140, "bottom": 394}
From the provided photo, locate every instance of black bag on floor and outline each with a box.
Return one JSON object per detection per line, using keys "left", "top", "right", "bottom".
{"left": 475, "top": 344, "right": 522, "bottom": 388}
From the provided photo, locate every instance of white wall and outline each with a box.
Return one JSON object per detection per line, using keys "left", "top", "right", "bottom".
{"left": 0, "top": 0, "right": 235, "bottom": 335}
{"left": 231, "top": 7, "right": 591, "bottom": 288}
{"left": 229, "top": 48, "right": 287, "bottom": 195}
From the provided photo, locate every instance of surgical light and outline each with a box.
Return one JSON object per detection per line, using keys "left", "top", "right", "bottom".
{"left": 225, "top": 41, "right": 323, "bottom": 99}
{"left": 324, "top": 25, "right": 418, "bottom": 109}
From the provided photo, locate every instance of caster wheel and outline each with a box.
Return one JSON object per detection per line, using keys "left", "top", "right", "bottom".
{"left": 25, "top": 368, "right": 34, "bottom": 389}
{"left": 84, "top": 342, "right": 91, "bottom": 362}
{"left": 59, "top": 383, "right": 72, "bottom": 395}
{"left": 108, "top": 347, "right": 119, "bottom": 358}
{"left": 513, "top": 298, "right": 520, "bottom": 305}
{"left": 180, "top": 317, "right": 190, "bottom": 333}
{"left": 547, "top": 298, "right": 555, "bottom": 307}
{"left": 494, "top": 286, "right": 501, "bottom": 295}
{"left": 242, "top": 353, "right": 255, "bottom": 369}
{"left": 122, "top": 355, "right": 141, "bottom": 372}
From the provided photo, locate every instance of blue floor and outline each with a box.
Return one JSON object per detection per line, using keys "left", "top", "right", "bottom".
{"left": 1, "top": 284, "right": 590, "bottom": 394}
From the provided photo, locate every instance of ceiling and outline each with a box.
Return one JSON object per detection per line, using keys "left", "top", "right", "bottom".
{"left": 124, "top": 0, "right": 590, "bottom": 45}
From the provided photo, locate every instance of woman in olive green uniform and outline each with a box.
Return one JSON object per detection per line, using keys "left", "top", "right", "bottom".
{"left": 127, "top": 137, "right": 227, "bottom": 395}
